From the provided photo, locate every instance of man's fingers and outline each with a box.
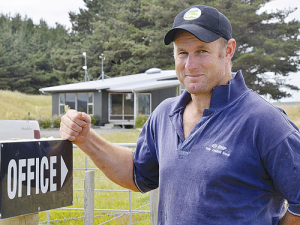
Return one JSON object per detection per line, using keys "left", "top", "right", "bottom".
{"left": 64, "top": 110, "right": 87, "bottom": 132}
{"left": 59, "top": 126, "right": 76, "bottom": 142}
{"left": 60, "top": 120, "right": 79, "bottom": 136}
{"left": 60, "top": 110, "right": 91, "bottom": 143}
{"left": 77, "top": 112, "right": 91, "bottom": 125}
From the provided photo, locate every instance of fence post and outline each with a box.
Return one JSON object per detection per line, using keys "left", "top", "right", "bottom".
{"left": 85, "top": 155, "right": 88, "bottom": 170}
{"left": 129, "top": 190, "right": 133, "bottom": 225}
{"left": 84, "top": 170, "right": 94, "bottom": 225}
{"left": 46, "top": 210, "right": 50, "bottom": 225}
{"left": 150, "top": 188, "right": 159, "bottom": 225}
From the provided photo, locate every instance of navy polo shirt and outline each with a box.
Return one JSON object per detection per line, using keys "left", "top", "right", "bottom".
{"left": 133, "top": 71, "right": 300, "bottom": 224}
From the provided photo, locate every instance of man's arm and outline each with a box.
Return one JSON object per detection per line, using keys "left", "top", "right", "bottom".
{"left": 280, "top": 211, "right": 300, "bottom": 225}
{"left": 60, "top": 109, "right": 139, "bottom": 192}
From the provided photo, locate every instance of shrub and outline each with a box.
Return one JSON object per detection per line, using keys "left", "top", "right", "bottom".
{"left": 135, "top": 115, "right": 149, "bottom": 128}
{"left": 22, "top": 112, "right": 36, "bottom": 120}
{"left": 90, "top": 115, "right": 98, "bottom": 126}
{"left": 38, "top": 117, "right": 51, "bottom": 129}
{"left": 52, "top": 115, "right": 61, "bottom": 128}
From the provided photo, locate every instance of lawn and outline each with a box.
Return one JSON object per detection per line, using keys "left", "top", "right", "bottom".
{"left": 0, "top": 90, "right": 51, "bottom": 120}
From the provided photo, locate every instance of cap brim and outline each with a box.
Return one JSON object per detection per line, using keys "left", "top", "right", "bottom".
{"left": 164, "top": 24, "right": 221, "bottom": 45}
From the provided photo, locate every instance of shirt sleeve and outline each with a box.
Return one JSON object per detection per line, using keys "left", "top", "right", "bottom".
{"left": 133, "top": 118, "right": 159, "bottom": 193}
{"left": 263, "top": 131, "right": 300, "bottom": 216}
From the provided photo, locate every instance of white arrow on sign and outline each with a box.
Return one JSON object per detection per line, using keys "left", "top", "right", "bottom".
{"left": 61, "top": 156, "right": 68, "bottom": 187}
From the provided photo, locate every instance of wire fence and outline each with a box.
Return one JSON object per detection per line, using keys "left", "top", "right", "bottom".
{"left": 38, "top": 143, "right": 155, "bottom": 225}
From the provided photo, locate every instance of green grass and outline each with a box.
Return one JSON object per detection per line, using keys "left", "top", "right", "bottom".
{"left": 100, "top": 130, "right": 142, "bottom": 143}
{"left": 0, "top": 90, "right": 51, "bottom": 120}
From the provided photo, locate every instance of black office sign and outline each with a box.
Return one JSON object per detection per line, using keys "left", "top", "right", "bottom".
{"left": 0, "top": 140, "right": 73, "bottom": 219}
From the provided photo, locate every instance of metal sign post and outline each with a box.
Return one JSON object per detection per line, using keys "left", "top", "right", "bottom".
{"left": 0, "top": 139, "right": 73, "bottom": 219}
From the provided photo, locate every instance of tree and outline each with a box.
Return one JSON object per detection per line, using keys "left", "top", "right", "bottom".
{"left": 67, "top": 0, "right": 300, "bottom": 100}
{"left": 217, "top": 0, "right": 300, "bottom": 99}
{"left": 0, "top": 0, "right": 299, "bottom": 99}
{"left": 0, "top": 14, "right": 69, "bottom": 94}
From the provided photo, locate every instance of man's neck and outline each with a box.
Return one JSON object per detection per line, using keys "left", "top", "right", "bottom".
{"left": 189, "top": 92, "right": 212, "bottom": 115}
{"left": 182, "top": 93, "right": 211, "bottom": 138}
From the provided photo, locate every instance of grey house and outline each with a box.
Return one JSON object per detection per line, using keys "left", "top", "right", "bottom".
{"left": 40, "top": 68, "right": 183, "bottom": 126}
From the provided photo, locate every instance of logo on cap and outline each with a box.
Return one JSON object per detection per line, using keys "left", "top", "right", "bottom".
{"left": 183, "top": 8, "right": 201, "bottom": 20}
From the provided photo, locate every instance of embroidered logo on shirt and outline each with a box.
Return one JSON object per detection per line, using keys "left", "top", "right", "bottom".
{"left": 206, "top": 143, "right": 230, "bottom": 157}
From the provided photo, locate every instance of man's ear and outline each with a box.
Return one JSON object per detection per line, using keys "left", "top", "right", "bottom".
{"left": 225, "top": 38, "right": 236, "bottom": 63}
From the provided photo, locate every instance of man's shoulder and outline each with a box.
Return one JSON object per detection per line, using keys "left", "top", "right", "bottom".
{"left": 239, "top": 91, "right": 298, "bottom": 133}
{"left": 241, "top": 91, "right": 284, "bottom": 117}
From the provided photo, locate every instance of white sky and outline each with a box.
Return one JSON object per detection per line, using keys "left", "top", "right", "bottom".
{"left": 260, "top": 0, "right": 300, "bottom": 102}
{"left": 0, "top": 0, "right": 299, "bottom": 101}
{"left": 260, "top": 0, "right": 300, "bottom": 21}
{"left": 0, "top": 0, "right": 298, "bottom": 29}
{"left": 0, "top": 0, "right": 87, "bottom": 29}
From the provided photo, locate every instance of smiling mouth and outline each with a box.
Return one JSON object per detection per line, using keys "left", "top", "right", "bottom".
{"left": 185, "top": 74, "right": 204, "bottom": 78}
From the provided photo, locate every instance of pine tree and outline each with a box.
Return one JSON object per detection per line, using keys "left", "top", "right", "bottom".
{"left": 67, "top": 0, "right": 300, "bottom": 99}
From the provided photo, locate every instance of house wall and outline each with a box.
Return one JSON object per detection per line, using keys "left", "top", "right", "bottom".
{"left": 50, "top": 86, "right": 178, "bottom": 125}
{"left": 149, "top": 86, "right": 178, "bottom": 111}
{"left": 50, "top": 91, "right": 109, "bottom": 125}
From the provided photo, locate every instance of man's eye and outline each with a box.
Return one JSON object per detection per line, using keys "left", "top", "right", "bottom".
{"left": 179, "top": 52, "right": 188, "bottom": 55}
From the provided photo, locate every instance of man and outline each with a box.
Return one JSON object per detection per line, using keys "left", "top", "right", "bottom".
{"left": 60, "top": 5, "right": 300, "bottom": 224}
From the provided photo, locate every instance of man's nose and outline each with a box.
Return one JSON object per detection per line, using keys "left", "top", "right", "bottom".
{"left": 185, "top": 54, "right": 198, "bottom": 71}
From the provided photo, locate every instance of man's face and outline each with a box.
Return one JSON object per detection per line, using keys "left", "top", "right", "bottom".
{"left": 174, "top": 30, "right": 230, "bottom": 97}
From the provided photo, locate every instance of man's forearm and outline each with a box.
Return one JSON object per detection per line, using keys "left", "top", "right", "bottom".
{"left": 78, "top": 129, "right": 139, "bottom": 192}
{"left": 280, "top": 211, "right": 300, "bottom": 225}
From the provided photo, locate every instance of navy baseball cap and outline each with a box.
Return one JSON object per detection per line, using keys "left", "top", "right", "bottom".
{"left": 164, "top": 5, "right": 232, "bottom": 45}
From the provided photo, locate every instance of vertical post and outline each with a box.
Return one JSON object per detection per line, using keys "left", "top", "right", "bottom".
{"left": 128, "top": 190, "right": 133, "bottom": 225}
{"left": 84, "top": 54, "right": 87, "bottom": 82}
{"left": 150, "top": 188, "right": 159, "bottom": 225}
{"left": 101, "top": 57, "right": 104, "bottom": 81}
{"left": 46, "top": 210, "right": 50, "bottom": 225}
{"left": 133, "top": 91, "right": 137, "bottom": 126}
{"left": 0, "top": 213, "right": 38, "bottom": 225}
{"left": 99, "top": 53, "right": 105, "bottom": 81}
{"left": 84, "top": 170, "right": 94, "bottom": 225}
{"left": 83, "top": 52, "right": 88, "bottom": 82}
{"left": 85, "top": 155, "right": 88, "bottom": 170}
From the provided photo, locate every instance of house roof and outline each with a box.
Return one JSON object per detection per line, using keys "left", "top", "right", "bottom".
{"left": 39, "top": 68, "right": 180, "bottom": 93}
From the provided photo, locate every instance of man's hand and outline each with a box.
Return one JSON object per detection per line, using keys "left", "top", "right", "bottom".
{"left": 60, "top": 110, "right": 91, "bottom": 145}
{"left": 59, "top": 109, "right": 138, "bottom": 192}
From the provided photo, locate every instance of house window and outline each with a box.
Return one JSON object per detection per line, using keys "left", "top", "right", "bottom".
{"left": 77, "top": 93, "right": 87, "bottom": 113}
{"left": 110, "top": 94, "right": 123, "bottom": 120}
{"left": 66, "top": 93, "right": 76, "bottom": 110}
{"left": 138, "top": 93, "right": 151, "bottom": 116}
{"left": 59, "top": 93, "right": 94, "bottom": 115}
{"left": 88, "top": 93, "right": 94, "bottom": 115}
{"left": 124, "top": 94, "right": 134, "bottom": 120}
{"left": 109, "top": 93, "right": 134, "bottom": 121}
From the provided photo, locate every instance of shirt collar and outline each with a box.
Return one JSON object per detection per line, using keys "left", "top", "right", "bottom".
{"left": 209, "top": 70, "right": 249, "bottom": 111}
{"left": 170, "top": 70, "right": 249, "bottom": 115}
